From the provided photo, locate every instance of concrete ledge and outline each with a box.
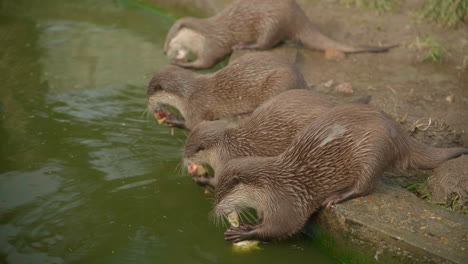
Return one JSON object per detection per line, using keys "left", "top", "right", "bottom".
{"left": 308, "top": 178, "right": 468, "bottom": 264}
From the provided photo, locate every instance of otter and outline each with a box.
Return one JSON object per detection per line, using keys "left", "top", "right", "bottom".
{"left": 147, "top": 52, "right": 308, "bottom": 130}
{"left": 212, "top": 103, "right": 468, "bottom": 242}
{"left": 184, "top": 89, "right": 334, "bottom": 187}
{"left": 164, "top": 0, "right": 397, "bottom": 69}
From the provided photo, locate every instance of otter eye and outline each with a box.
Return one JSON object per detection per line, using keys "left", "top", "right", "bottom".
{"left": 231, "top": 176, "right": 240, "bottom": 185}
{"left": 195, "top": 145, "right": 205, "bottom": 153}
{"left": 147, "top": 83, "right": 162, "bottom": 96}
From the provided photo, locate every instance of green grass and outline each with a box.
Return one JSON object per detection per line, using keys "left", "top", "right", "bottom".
{"left": 422, "top": 44, "right": 445, "bottom": 62}
{"left": 405, "top": 182, "right": 431, "bottom": 199}
{"left": 405, "top": 181, "right": 467, "bottom": 215}
{"left": 409, "top": 35, "right": 447, "bottom": 62}
{"left": 432, "top": 195, "right": 467, "bottom": 214}
{"left": 338, "top": 0, "right": 399, "bottom": 12}
{"left": 421, "top": 0, "right": 468, "bottom": 27}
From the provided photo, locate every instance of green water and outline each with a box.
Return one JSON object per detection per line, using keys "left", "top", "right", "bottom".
{"left": 0, "top": 0, "right": 336, "bottom": 263}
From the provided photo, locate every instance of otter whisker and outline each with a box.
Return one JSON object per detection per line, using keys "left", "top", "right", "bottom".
{"left": 175, "top": 137, "right": 185, "bottom": 144}
{"left": 141, "top": 108, "right": 149, "bottom": 120}
{"left": 209, "top": 209, "right": 227, "bottom": 228}
{"left": 141, "top": 107, "right": 152, "bottom": 120}
{"left": 208, "top": 209, "right": 217, "bottom": 227}
{"left": 238, "top": 207, "right": 257, "bottom": 224}
{"left": 173, "top": 162, "right": 184, "bottom": 178}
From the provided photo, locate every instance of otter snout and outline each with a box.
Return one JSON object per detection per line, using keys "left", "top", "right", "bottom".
{"left": 187, "top": 163, "right": 207, "bottom": 176}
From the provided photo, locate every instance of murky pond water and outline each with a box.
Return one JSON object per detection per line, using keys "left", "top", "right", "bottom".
{"left": 0, "top": 0, "right": 336, "bottom": 263}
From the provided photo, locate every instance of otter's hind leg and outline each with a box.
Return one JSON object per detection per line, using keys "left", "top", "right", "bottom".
{"left": 171, "top": 57, "right": 217, "bottom": 69}
{"left": 232, "top": 23, "right": 282, "bottom": 50}
{"left": 322, "top": 163, "right": 386, "bottom": 208}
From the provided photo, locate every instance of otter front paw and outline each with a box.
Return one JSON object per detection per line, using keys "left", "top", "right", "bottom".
{"left": 224, "top": 224, "right": 257, "bottom": 242}
{"left": 164, "top": 114, "right": 187, "bottom": 129}
{"left": 191, "top": 173, "right": 214, "bottom": 187}
{"left": 170, "top": 59, "right": 199, "bottom": 69}
{"left": 232, "top": 42, "right": 258, "bottom": 50}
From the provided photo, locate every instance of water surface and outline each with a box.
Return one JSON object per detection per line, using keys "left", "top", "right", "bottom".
{"left": 0, "top": 0, "right": 336, "bottom": 263}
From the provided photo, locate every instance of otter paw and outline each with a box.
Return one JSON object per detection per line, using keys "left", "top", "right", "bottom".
{"left": 164, "top": 115, "right": 186, "bottom": 129}
{"left": 191, "top": 173, "right": 213, "bottom": 187}
{"left": 322, "top": 193, "right": 345, "bottom": 209}
{"left": 232, "top": 43, "right": 258, "bottom": 50}
{"left": 170, "top": 59, "right": 197, "bottom": 68}
{"left": 225, "top": 225, "right": 256, "bottom": 242}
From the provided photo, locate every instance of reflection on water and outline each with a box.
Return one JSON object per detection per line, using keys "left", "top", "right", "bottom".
{"left": 0, "top": 0, "right": 336, "bottom": 263}
{"left": 39, "top": 20, "right": 161, "bottom": 92}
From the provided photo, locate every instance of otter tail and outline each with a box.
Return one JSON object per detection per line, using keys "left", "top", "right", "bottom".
{"left": 402, "top": 138, "right": 468, "bottom": 170}
{"left": 296, "top": 23, "right": 398, "bottom": 53}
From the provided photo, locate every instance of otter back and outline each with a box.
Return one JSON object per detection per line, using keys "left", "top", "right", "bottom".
{"left": 164, "top": 0, "right": 397, "bottom": 69}
{"left": 215, "top": 103, "right": 467, "bottom": 242}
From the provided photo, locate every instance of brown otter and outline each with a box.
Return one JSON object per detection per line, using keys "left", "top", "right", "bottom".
{"left": 164, "top": 0, "right": 397, "bottom": 69}
{"left": 183, "top": 89, "right": 334, "bottom": 187}
{"left": 212, "top": 103, "right": 468, "bottom": 242}
{"left": 147, "top": 51, "right": 307, "bottom": 130}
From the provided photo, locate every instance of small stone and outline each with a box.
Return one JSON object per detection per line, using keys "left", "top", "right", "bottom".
{"left": 445, "top": 95, "right": 454, "bottom": 103}
{"left": 325, "top": 49, "right": 346, "bottom": 60}
{"left": 323, "top": 80, "right": 334, "bottom": 88}
{"left": 335, "top": 82, "right": 354, "bottom": 95}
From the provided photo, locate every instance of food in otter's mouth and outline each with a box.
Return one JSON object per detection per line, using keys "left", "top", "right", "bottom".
{"left": 227, "top": 212, "right": 260, "bottom": 251}
{"left": 153, "top": 110, "right": 186, "bottom": 129}
{"left": 168, "top": 48, "right": 197, "bottom": 63}
{"left": 153, "top": 111, "right": 167, "bottom": 124}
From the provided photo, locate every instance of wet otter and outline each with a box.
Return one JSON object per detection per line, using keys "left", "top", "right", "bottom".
{"left": 184, "top": 89, "right": 334, "bottom": 187}
{"left": 213, "top": 103, "right": 468, "bottom": 242}
{"left": 165, "top": 0, "right": 397, "bottom": 69}
{"left": 147, "top": 52, "right": 307, "bottom": 130}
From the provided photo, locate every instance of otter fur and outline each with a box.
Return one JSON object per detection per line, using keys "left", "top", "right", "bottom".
{"left": 184, "top": 89, "right": 334, "bottom": 186}
{"left": 147, "top": 52, "right": 307, "bottom": 130}
{"left": 164, "top": 0, "right": 397, "bottom": 69}
{"left": 213, "top": 103, "right": 468, "bottom": 242}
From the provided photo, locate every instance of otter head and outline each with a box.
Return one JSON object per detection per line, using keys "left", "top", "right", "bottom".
{"left": 184, "top": 120, "right": 233, "bottom": 175}
{"left": 213, "top": 157, "right": 269, "bottom": 222}
{"left": 146, "top": 65, "right": 195, "bottom": 122}
{"left": 166, "top": 27, "right": 204, "bottom": 63}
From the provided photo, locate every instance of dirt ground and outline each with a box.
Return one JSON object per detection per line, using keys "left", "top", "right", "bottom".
{"left": 295, "top": 0, "right": 467, "bottom": 144}
{"left": 292, "top": 1, "right": 468, "bottom": 204}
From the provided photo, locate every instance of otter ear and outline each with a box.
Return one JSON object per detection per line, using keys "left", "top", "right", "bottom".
{"left": 231, "top": 176, "right": 240, "bottom": 186}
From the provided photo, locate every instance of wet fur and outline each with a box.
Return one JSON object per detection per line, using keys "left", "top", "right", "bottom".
{"left": 214, "top": 103, "right": 468, "bottom": 241}
{"left": 147, "top": 52, "right": 307, "bottom": 130}
{"left": 184, "top": 89, "right": 334, "bottom": 185}
{"left": 165, "top": 0, "right": 397, "bottom": 69}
